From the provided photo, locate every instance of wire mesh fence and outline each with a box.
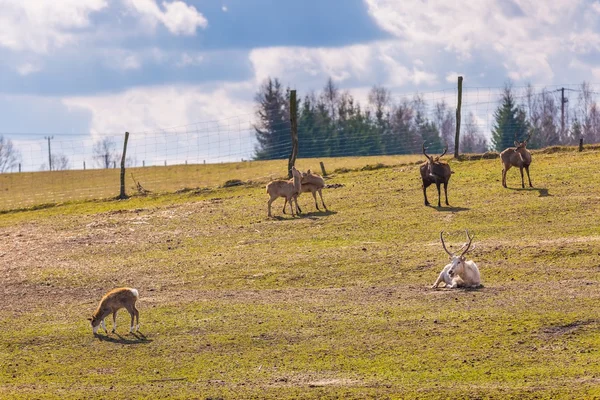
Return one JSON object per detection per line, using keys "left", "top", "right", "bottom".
{"left": 1, "top": 82, "right": 599, "bottom": 211}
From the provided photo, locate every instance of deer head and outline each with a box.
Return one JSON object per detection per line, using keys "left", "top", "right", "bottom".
{"left": 514, "top": 132, "right": 531, "bottom": 150}
{"left": 423, "top": 143, "right": 449, "bottom": 177}
{"left": 440, "top": 230, "right": 475, "bottom": 277}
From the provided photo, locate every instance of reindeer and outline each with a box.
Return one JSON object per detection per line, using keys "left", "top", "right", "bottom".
{"left": 283, "top": 169, "right": 328, "bottom": 214}
{"left": 266, "top": 166, "right": 302, "bottom": 218}
{"left": 420, "top": 143, "right": 452, "bottom": 207}
{"left": 500, "top": 132, "right": 533, "bottom": 188}
{"left": 89, "top": 287, "right": 140, "bottom": 334}
{"left": 432, "top": 230, "right": 481, "bottom": 289}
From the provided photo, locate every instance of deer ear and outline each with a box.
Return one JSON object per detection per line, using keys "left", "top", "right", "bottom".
{"left": 514, "top": 141, "right": 520, "bottom": 147}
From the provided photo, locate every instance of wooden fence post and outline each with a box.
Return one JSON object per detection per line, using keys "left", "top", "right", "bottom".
{"left": 119, "top": 131, "right": 130, "bottom": 199}
{"left": 320, "top": 161, "right": 327, "bottom": 177}
{"left": 288, "top": 89, "right": 298, "bottom": 178}
{"left": 454, "top": 76, "right": 463, "bottom": 158}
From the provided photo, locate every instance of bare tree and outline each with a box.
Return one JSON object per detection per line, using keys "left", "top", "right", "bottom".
{"left": 93, "top": 138, "right": 119, "bottom": 169}
{"left": 434, "top": 101, "right": 456, "bottom": 150}
{"left": 460, "top": 112, "right": 488, "bottom": 153}
{"left": 322, "top": 77, "right": 340, "bottom": 120}
{"left": 0, "top": 135, "right": 21, "bottom": 173}
{"left": 40, "top": 154, "right": 70, "bottom": 171}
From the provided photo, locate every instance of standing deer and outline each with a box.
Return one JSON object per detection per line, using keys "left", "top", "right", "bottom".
{"left": 89, "top": 287, "right": 140, "bottom": 334}
{"left": 283, "top": 169, "right": 328, "bottom": 214}
{"left": 266, "top": 166, "right": 302, "bottom": 218}
{"left": 432, "top": 230, "right": 481, "bottom": 289}
{"left": 501, "top": 132, "right": 533, "bottom": 188}
{"left": 420, "top": 143, "right": 452, "bottom": 207}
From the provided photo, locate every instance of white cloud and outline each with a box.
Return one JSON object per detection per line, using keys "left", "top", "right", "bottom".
{"left": 0, "top": 0, "right": 107, "bottom": 53}
{"left": 124, "top": 0, "right": 208, "bottom": 35}
{"left": 63, "top": 83, "right": 254, "bottom": 137}
{"left": 222, "top": 5, "right": 228, "bottom": 12}
{"left": 16, "top": 62, "right": 42, "bottom": 76}
{"left": 177, "top": 52, "right": 204, "bottom": 67}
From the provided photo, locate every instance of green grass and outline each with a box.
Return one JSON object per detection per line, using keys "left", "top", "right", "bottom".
{"left": 1, "top": 148, "right": 600, "bottom": 399}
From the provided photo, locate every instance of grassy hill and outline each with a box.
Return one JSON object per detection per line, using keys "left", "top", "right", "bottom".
{"left": 1, "top": 148, "right": 600, "bottom": 399}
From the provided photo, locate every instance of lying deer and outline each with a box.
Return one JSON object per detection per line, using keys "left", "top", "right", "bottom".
{"left": 89, "top": 287, "right": 140, "bottom": 334}
{"left": 420, "top": 143, "right": 452, "bottom": 207}
{"left": 283, "top": 169, "right": 328, "bottom": 214}
{"left": 266, "top": 166, "right": 302, "bottom": 217}
{"left": 500, "top": 133, "right": 533, "bottom": 188}
{"left": 432, "top": 230, "right": 481, "bottom": 289}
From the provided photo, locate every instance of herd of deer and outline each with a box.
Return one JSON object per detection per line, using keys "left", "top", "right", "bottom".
{"left": 88, "top": 135, "right": 534, "bottom": 334}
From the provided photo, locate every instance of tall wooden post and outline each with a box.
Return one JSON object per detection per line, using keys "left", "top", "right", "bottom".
{"left": 288, "top": 90, "right": 298, "bottom": 178}
{"left": 119, "top": 132, "right": 130, "bottom": 199}
{"left": 454, "top": 76, "right": 463, "bottom": 158}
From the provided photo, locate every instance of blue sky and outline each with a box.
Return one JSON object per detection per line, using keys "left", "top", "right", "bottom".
{"left": 1, "top": 0, "right": 600, "bottom": 170}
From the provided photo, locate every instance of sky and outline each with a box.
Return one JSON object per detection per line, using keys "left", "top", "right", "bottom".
{"left": 1, "top": 0, "right": 600, "bottom": 170}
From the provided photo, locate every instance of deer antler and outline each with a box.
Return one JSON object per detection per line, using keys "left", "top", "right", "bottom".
{"left": 439, "top": 143, "right": 448, "bottom": 158}
{"left": 440, "top": 231, "right": 454, "bottom": 257}
{"left": 524, "top": 132, "right": 531, "bottom": 143}
{"left": 422, "top": 143, "right": 432, "bottom": 161}
{"left": 459, "top": 229, "right": 475, "bottom": 257}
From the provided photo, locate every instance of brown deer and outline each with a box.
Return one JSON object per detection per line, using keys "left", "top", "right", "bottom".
{"left": 420, "top": 143, "right": 452, "bottom": 207}
{"left": 266, "top": 166, "right": 302, "bottom": 217}
{"left": 284, "top": 169, "right": 328, "bottom": 214}
{"left": 500, "top": 133, "right": 533, "bottom": 188}
{"left": 89, "top": 287, "right": 140, "bottom": 335}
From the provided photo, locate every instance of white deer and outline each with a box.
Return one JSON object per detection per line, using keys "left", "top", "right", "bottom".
{"left": 89, "top": 287, "right": 140, "bottom": 334}
{"left": 432, "top": 230, "right": 481, "bottom": 289}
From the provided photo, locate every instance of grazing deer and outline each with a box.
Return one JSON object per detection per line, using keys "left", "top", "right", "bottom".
{"left": 89, "top": 287, "right": 140, "bottom": 334}
{"left": 432, "top": 230, "right": 481, "bottom": 289}
{"left": 420, "top": 143, "right": 452, "bottom": 207}
{"left": 284, "top": 169, "right": 328, "bottom": 214}
{"left": 266, "top": 166, "right": 302, "bottom": 217}
{"left": 501, "top": 133, "right": 533, "bottom": 188}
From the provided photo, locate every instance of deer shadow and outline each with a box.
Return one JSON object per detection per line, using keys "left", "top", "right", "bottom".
{"left": 298, "top": 210, "right": 337, "bottom": 219}
{"left": 507, "top": 187, "right": 551, "bottom": 197}
{"left": 94, "top": 331, "right": 151, "bottom": 345}
{"left": 427, "top": 205, "right": 470, "bottom": 212}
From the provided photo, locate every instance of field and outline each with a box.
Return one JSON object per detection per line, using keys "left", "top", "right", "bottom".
{"left": 1, "top": 148, "right": 600, "bottom": 399}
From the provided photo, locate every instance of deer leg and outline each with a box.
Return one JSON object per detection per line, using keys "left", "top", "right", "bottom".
{"left": 443, "top": 181, "right": 449, "bottom": 206}
{"left": 318, "top": 189, "right": 328, "bottom": 211}
{"left": 294, "top": 195, "right": 302, "bottom": 215}
{"left": 288, "top": 196, "right": 295, "bottom": 217}
{"left": 100, "top": 319, "right": 107, "bottom": 334}
{"left": 311, "top": 191, "right": 320, "bottom": 211}
{"left": 502, "top": 166, "right": 509, "bottom": 188}
{"left": 282, "top": 198, "right": 288, "bottom": 214}
{"left": 125, "top": 304, "right": 136, "bottom": 333}
{"left": 422, "top": 184, "right": 430, "bottom": 206}
{"left": 525, "top": 166, "right": 533, "bottom": 187}
{"left": 519, "top": 167, "right": 525, "bottom": 188}
{"left": 267, "top": 196, "right": 275, "bottom": 217}
{"left": 436, "top": 183, "right": 442, "bottom": 208}
{"left": 111, "top": 311, "right": 117, "bottom": 333}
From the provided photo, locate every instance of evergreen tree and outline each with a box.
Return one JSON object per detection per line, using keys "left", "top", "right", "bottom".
{"left": 491, "top": 85, "right": 529, "bottom": 151}
{"left": 253, "top": 78, "right": 290, "bottom": 160}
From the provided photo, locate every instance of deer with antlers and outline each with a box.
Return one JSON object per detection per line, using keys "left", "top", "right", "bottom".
{"left": 500, "top": 132, "right": 533, "bottom": 188}
{"left": 432, "top": 230, "right": 480, "bottom": 289}
{"left": 266, "top": 166, "right": 302, "bottom": 218}
{"left": 420, "top": 143, "right": 452, "bottom": 207}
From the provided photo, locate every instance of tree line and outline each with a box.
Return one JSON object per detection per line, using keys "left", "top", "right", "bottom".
{"left": 253, "top": 78, "right": 600, "bottom": 160}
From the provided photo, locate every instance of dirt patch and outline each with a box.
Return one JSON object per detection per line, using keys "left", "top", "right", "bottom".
{"left": 539, "top": 320, "right": 597, "bottom": 336}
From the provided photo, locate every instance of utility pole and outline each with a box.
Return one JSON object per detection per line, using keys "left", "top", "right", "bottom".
{"left": 44, "top": 136, "right": 54, "bottom": 171}
{"left": 560, "top": 88, "right": 568, "bottom": 139}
